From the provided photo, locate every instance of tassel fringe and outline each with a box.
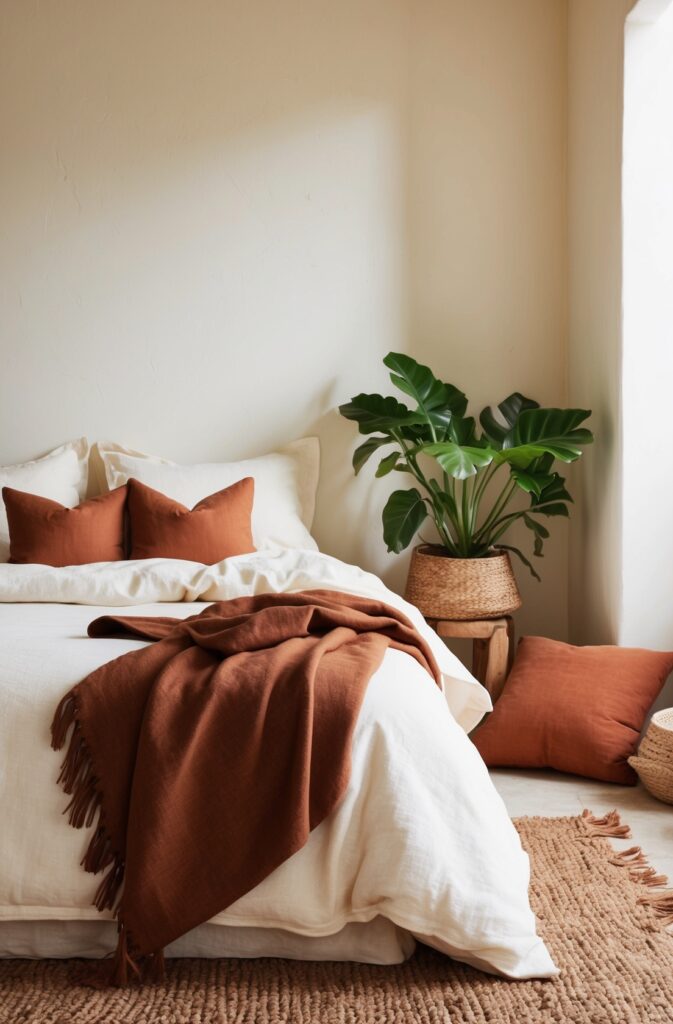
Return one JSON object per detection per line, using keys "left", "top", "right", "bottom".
{"left": 51, "top": 689, "right": 126, "bottom": 914}
{"left": 582, "top": 808, "right": 673, "bottom": 932}
{"left": 51, "top": 689, "right": 166, "bottom": 987}
{"left": 580, "top": 808, "right": 632, "bottom": 839}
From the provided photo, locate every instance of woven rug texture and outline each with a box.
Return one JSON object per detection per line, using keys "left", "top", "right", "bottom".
{"left": 1, "top": 813, "right": 672, "bottom": 1023}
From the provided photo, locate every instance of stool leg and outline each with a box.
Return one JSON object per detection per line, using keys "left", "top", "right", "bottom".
{"left": 506, "top": 617, "right": 515, "bottom": 672}
{"left": 482, "top": 623, "right": 509, "bottom": 703}
{"left": 472, "top": 637, "right": 488, "bottom": 684}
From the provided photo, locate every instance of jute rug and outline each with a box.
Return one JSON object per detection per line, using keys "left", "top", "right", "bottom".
{"left": 1, "top": 811, "right": 672, "bottom": 1023}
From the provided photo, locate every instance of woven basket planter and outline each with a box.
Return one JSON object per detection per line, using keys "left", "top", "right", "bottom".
{"left": 628, "top": 708, "right": 673, "bottom": 805}
{"left": 404, "top": 545, "right": 522, "bottom": 621}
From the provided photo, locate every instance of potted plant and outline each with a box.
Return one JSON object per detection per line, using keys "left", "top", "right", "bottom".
{"left": 339, "top": 352, "right": 593, "bottom": 620}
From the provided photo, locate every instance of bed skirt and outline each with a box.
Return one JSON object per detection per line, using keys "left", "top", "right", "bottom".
{"left": 0, "top": 917, "right": 415, "bottom": 965}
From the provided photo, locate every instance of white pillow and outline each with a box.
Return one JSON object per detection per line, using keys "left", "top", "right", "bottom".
{"left": 0, "top": 438, "right": 89, "bottom": 562}
{"left": 96, "top": 438, "right": 320, "bottom": 552}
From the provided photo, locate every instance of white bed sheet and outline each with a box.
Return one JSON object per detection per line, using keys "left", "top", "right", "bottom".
{"left": 0, "top": 548, "right": 557, "bottom": 979}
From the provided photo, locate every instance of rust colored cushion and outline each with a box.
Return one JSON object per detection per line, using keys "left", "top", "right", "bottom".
{"left": 127, "top": 477, "right": 255, "bottom": 563}
{"left": 471, "top": 636, "right": 673, "bottom": 785}
{"left": 3, "top": 485, "right": 127, "bottom": 566}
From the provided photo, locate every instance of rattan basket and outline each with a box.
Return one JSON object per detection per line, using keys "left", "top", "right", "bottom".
{"left": 628, "top": 708, "right": 673, "bottom": 805}
{"left": 404, "top": 545, "right": 522, "bottom": 621}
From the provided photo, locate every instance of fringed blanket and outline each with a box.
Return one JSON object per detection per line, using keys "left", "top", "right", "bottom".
{"left": 51, "top": 588, "right": 440, "bottom": 985}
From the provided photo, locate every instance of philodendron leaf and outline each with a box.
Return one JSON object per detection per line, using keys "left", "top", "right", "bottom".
{"left": 535, "top": 473, "right": 573, "bottom": 506}
{"left": 510, "top": 468, "right": 554, "bottom": 497}
{"left": 375, "top": 451, "right": 401, "bottom": 477}
{"left": 384, "top": 352, "right": 447, "bottom": 411}
{"left": 383, "top": 352, "right": 467, "bottom": 431}
{"left": 423, "top": 441, "right": 495, "bottom": 480}
{"left": 522, "top": 513, "right": 550, "bottom": 557}
{"left": 535, "top": 502, "right": 570, "bottom": 518}
{"left": 529, "top": 472, "right": 573, "bottom": 517}
{"left": 502, "top": 408, "right": 593, "bottom": 465}
{"left": 352, "top": 435, "right": 392, "bottom": 474}
{"left": 339, "top": 393, "right": 424, "bottom": 435}
{"left": 496, "top": 543, "right": 541, "bottom": 582}
{"left": 382, "top": 488, "right": 428, "bottom": 553}
{"left": 448, "top": 415, "right": 480, "bottom": 446}
{"left": 480, "top": 393, "right": 540, "bottom": 446}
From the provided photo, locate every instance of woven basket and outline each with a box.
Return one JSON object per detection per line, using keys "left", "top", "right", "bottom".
{"left": 404, "top": 545, "right": 522, "bottom": 621}
{"left": 628, "top": 708, "right": 673, "bottom": 805}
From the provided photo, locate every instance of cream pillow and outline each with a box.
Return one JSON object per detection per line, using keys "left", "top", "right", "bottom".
{"left": 0, "top": 438, "right": 89, "bottom": 562}
{"left": 96, "top": 438, "right": 319, "bottom": 552}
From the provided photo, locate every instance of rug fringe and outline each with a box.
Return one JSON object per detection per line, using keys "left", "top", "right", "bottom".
{"left": 582, "top": 808, "right": 673, "bottom": 932}
{"left": 637, "top": 891, "right": 673, "bottom": 927}
{"left": 581, "top": 808, "right": 631, "bottom": 838}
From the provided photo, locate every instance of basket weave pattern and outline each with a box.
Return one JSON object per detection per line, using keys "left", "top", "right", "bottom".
{"left": 628, "top": 708, "right": 673, "bottom": 805}
{"left": 404, "top": 545, "right": 522, "bottom": 621}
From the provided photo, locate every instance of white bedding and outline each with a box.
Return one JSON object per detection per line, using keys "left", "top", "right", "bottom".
{"left": 0, "top": 548, "right": 557, "bottom": 979}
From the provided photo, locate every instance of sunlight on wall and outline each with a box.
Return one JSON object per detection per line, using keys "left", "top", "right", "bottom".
{"left": 1, "top": 0, "right": 569, "bottom": 617}
{"left": 622, "top": 0, "right": 673, "bottom": 706}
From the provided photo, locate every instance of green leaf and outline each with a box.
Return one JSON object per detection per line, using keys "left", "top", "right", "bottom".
{"left": 535, "top": 502, "right": 569, "bottom": 518}
{"left": 352, "top": 436, "right": 392, "bottom": 474}
{"left": 422, "top": 441, "right": 495, "bottom": 480}
{"left": 384, "top": 352, "right": 447, "bottom": 411}
{"left": 448, "top": 415, "right": 479, "bottom": 446}
{"left": 502, "top": 408, "right": 593, "bottom": 465}
{"left": 383, "top": 352, "right": 467, "bottom": 431}
{"left": 496, "top": 543, "right": 541, "bottom": 582}
{"left": 522, "top": 513, "right": 550, "bottom": 557}
{"left": 375, "top": 451, "right": 401, "bottom": 477}
{"left": 382, "top": 488, "right": 428, "bottom": 553}
{"left": 529, "top": 472, "right": 573, "bottom": 517}
{"left": 339, "top": 393, "right": 424, "bottom": 435}
{"left": 428, "top": 477, "right": 458, "bottom": 518}
{"left": 536, "top": 473, "right": 573, "bottom": 505}
{"left": 510, "top": 468, "right": 554, "bottom": 497}
{"left": 443, "top": 384, "right": 469, "bottom": 419}
{"left": 480, "top": 393, "right": 540, "bottom": 445}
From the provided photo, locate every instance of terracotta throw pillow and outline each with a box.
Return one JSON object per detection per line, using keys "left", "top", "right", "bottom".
{"left": 471, "top": 636, "right": 673, "bottom": 785}
{"left": 3, "top": 485, "right": 127, "bottom": 566}
{"left": 127, "top": 477, "right": 255, "bottom": 563}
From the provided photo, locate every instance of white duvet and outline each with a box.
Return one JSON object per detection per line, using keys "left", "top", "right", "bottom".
{"left": 0, "top": 548, "right": 557, "bottom": 979}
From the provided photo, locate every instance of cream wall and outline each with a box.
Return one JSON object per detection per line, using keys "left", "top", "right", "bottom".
{"left": 409, "top": 0, "right": 568, "bottom": 637}
{"left": 1, "top": 0, "right": 411, "bottom": 586}
{"left": 567, "top": 0, "right": 633, "bottom": 644}
{"left": 1, "top": 1, "right": 568, "bottom": 633}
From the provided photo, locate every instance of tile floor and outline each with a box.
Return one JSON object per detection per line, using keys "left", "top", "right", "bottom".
{"left": 491, "top": 768, "right": 673, "bottom": 885}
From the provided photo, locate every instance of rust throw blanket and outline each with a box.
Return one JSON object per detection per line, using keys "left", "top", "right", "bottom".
{"left": 51, "top": 589, "right": 440, "bottom": 985}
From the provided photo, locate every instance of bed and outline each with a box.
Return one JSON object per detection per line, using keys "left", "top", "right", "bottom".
{"left": 0, "top": 547, "right": 556, "bottom": 980}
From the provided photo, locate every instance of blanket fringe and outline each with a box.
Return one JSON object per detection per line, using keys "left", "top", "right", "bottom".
{"left": 582, "top": 808, "right": 673, "bottom": 932}
{"left": 51, "top": 690, "right": 126, "bottom": 919}
{"left": 145, "top": 948, "right": 166, "bottom": 984}
{"left": 52, "top": 689, "right": 165, "bottom": 987}
{"left": 109, "top": 925, "right": 141, "bottom": 988}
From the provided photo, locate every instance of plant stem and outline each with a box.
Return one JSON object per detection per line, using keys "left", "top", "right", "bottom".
{"left": 461, "top": 476, "right": 472, "bottom": 554}
{"left": 486, "top": 508, "right": 528, "bottom": 544}
{"left": 474, "top": 478, "right": 518, "bottom": 546}
{"left": 393, "top": 431, "right": 457, "bottom": 552}
{"left": 471, "top": 461, "right": 498, "bottom": 519}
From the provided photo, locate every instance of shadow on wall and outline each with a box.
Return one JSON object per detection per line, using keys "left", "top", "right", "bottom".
{"left": 0, "top": 0, "right": 411, "bottom": 584}
{"left": 308, "top": 401, "right": 411, "bottom": 594}
{"left": 1, "top": 0, "right": 571, "bottom": 638}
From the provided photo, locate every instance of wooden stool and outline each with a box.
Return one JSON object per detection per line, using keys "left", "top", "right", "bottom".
{"left": 427, "top": 616, "right": 515, "bottom": 702}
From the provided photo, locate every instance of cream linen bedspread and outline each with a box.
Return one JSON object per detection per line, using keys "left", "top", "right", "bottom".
{"left": 0, "top": 548, "right": 557, "bottom": 979}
